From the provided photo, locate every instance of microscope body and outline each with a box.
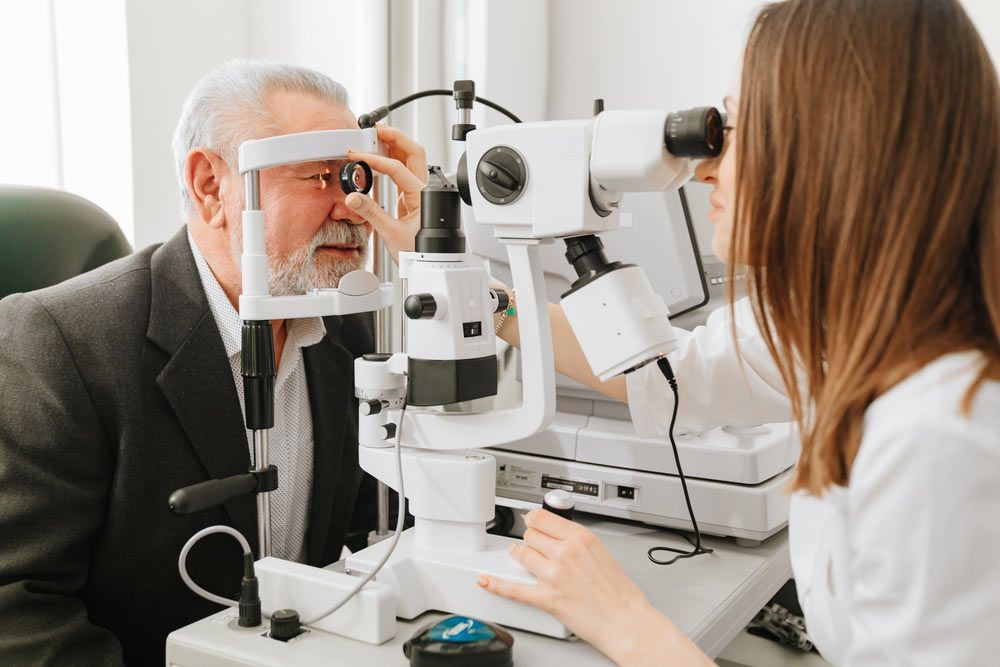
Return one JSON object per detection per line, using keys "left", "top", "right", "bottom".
{"left": 462, "top": 111, "right": 698, "bottom": 380}
{"left": 401, "top": 252, "right": 498, "bottom": 406}
{"left": 463, "top": 111, "right": 695, "bottom": 238}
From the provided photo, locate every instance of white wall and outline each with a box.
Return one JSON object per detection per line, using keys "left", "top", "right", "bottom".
{"left": 962, "top": 0, "right": 1000, "bottom": 67}
{"left": 546, "top": 0, "right": 1000, "bottom": 122}
{"left": 547, "top": 0, "right": 768, "bottom": 118}
{"left": 122, "top": 0, "right": 363, "bottom": 249}
{"left": 123, "top": 0, "right": 250, "bottom": 249}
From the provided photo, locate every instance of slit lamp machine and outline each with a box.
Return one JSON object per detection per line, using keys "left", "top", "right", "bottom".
{"left": 165, "top": 83, "right": 728, "bottom": 663}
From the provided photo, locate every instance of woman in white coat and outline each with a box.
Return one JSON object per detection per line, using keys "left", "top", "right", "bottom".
{"left": 472, "top": 1, "right": 1000, "bottom": 664}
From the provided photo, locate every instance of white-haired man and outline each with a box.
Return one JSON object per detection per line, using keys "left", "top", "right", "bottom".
{"left": 0, "top": 59, "right": 425, "bottom": 665}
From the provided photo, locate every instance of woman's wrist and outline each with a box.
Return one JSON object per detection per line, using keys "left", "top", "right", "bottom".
{"left": 602, "top": 601, "right": 695, "bottom": 666}
{"left": 492, "top": 287, "right": 516, "bottom": 340}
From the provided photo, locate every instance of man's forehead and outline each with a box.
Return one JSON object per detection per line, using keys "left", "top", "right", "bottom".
{"left": 264, "top": 89, "right": 358, "bottom": 134}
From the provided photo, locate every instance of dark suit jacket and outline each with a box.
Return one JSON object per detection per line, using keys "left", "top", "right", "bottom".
{"left": 0, "top": 228, "right": 375, "bottom": 665}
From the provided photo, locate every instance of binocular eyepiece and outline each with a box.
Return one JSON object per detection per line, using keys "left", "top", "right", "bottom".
{"left": 339, "top": 160, "right": 374, "bottom": 195}
{"left": 665, "top": 106, "right": 724, "bottom": 159}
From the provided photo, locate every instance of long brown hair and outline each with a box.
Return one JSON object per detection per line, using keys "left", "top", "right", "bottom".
{"left": 731, "top": 0, "right": 1000, "bottom": 493}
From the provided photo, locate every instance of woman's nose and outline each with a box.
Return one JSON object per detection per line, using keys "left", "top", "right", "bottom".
{"left": 694, "top": 157, "right": 719, "bottom": 184}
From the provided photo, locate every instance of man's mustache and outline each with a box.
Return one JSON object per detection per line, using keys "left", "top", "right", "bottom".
{"left": 309, "top": 220, "right": 369, "bottom": 254}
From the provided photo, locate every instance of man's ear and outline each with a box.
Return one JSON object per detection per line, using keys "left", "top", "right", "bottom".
{"left": 185, "top": 148, "right": 228, "bottom": 229}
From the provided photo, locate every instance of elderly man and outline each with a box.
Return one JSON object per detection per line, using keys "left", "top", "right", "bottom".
{"left": 0, "top": 59, "right": 424, "bottom": 665}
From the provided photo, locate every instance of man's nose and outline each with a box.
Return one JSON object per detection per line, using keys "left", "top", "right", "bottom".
{"left": 694, "top": 157, "right": 719, "bottom": 184}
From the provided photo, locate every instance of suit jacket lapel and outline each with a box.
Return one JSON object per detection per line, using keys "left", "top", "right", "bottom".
{"left": 302, "top": 316, "right": 353, "bottom": 565}
{"left": 147, "top": 228, "right": 257, "bottom": 551}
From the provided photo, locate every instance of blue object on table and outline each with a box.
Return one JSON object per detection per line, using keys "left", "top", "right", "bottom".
{"left": 404, "top": 615, "right": 514, "bottom": 666}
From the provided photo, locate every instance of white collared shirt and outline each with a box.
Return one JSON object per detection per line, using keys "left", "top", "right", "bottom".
{"left": 188, "top": 231, "right": 325, "bottom": 562}
{"left": 626, "top": 299, "right": 1000, "bottom": 665}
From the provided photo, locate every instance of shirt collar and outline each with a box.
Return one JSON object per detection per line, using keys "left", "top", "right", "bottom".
{"left": 186, "top": 229, "right": 327, "bottom": 362}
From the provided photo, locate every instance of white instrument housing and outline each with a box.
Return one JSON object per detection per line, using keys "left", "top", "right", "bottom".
{"left": 464, "top": 112, "right": 694, "bottom": 240}
{"left": 399, "top": 251, "right": 496, "bottom": 362}
{"left": 238, "top": 128, "right": 380, "bottom": 171}
{"left": 562, "top": 264, "right": 678, "bottom": 381}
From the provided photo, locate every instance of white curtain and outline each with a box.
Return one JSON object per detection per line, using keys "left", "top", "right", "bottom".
{"left": 0, "top": 0, "right": 134, "bottom": 242}
{"left": 0, "top": 0, "right": 62, "bottom": 189}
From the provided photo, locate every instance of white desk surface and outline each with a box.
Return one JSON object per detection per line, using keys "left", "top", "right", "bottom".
{"left": 169, "top": 520, "right": 790, "bottom": 666}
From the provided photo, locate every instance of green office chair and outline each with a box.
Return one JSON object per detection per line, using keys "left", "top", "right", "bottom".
{"left": 0, "top": 185, "right": 132, "bottom": 300}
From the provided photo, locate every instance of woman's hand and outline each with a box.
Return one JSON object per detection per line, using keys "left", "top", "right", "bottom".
{"left": 344, "top": 124, "right": 427, "bottom": 262}
{"left": 477, "top": 509, "right": 689, "bottom": 665}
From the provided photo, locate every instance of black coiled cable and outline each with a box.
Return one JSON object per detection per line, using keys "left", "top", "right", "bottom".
{"left": 647, "top": 357, "right": 714, "bottom": 565}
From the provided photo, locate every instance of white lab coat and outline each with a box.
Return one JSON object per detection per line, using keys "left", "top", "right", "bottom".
{"left": 625, "top": 299, "right": 1000, "bottom": 666}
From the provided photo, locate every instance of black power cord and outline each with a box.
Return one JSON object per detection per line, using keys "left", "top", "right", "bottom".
{"left": 358, "top": 88, "right": 522, "bottom": 128}
{"left": 647, "top": 357, "right": 714, "bottom": 565}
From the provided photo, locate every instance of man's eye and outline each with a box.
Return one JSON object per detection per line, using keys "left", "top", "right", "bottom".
{"left": 305, "top": 172, "right": 334, "bottom": 189}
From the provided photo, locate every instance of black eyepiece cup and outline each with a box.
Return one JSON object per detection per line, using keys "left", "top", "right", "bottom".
{"left": 664, "top": 106, "right": 724, "bottom": 159}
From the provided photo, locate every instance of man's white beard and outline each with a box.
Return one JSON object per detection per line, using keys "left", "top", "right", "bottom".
{"left": 230, "top": 220, "right": 369, "bottom": 296}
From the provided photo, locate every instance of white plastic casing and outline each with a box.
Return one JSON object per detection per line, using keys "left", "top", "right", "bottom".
{"left": 255, "top": 557, "right": 396, "bottom": 645}
{"left": 464, "top": 119, "right": 616, "bottom": 239}
{"left": 463, "top": 113, "right": 694, "bottom": 241}
{"left": 241, "top": 210, "right": 268, "bottom": 296}
{"left": 402, "top": 252, "right": 496, "bottom": 362}
{"left": 561, "top": 265, "right": 678, "bottom": 380}
{"left": 589, "top": 110, "right": 693, "bottom": 193}
{"left": 359, "top": 448, "right": 496, "bottom": 539}
{"left": 238, "top": 128, "right": 379, "bottom": 172}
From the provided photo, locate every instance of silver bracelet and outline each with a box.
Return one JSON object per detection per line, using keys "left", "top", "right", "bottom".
{"left": 493, "top": 291, "right": 516, "bottom": 336}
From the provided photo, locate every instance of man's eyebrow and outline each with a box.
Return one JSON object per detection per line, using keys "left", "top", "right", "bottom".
{"left": 284, "top": 160, "right": 331, "bottom": 172}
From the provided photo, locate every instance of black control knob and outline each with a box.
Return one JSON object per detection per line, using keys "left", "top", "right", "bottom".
{"left": 269, "top": 609, "right": 302, "bottom": 642}
{"left": 404, "top": 294, "right": 437, "bottom": 320}
{"left": 476, "top": 146, "right": 527, "bottom": 205}
{"left": 360, "top": 399, "right": 383, "bottom": 416}
{"left": 380, "top": 423, "right": 398, "bottom": 441}
{"left": 542, "top": 490, "right": 575, "bottom": 521}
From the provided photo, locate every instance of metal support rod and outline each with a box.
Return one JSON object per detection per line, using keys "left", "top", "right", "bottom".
{"left": 244, "top": 170, "right": 260, "bottom": 210}
{"left": 373, "top": 172, "right": 397, "bottom": 537}
{"left": 244, "top": 170, "right": 271, "bottom": 556}
{"left": 253, "top": 429, "right": 272, "bottom": 557}
{"left": 376, "top": 480, "right": 390, "bottom": 537}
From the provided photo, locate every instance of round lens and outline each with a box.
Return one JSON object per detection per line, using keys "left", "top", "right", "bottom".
{"left": 339, "top": 160, "right": 374, "bottom": 195}
{"left": 352, "top": 164, "right": 367, "bottom": 190}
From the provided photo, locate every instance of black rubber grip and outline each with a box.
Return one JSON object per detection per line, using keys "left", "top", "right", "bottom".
{"left": 241, "top": 320, "right": 276, "bottom": 430}
{"left": 168, "top": 474, "right": 258, "bottom": 515}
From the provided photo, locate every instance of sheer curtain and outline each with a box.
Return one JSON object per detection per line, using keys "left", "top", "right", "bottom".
{"left": 0, "top": 1, "right": 62, "bottom": 189}
{"left": 0, "top": 0, "right": 134, "bottom": 242}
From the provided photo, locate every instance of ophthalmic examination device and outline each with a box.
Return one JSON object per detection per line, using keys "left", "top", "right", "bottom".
{"left": 165, "top": 81, "right": 723, "bottom": 665}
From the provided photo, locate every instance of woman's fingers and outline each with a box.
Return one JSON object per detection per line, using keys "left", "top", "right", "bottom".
{"left": 476, "top": 575, "right": 541, "bottom": 606}
{"left": 509, "top": 541, "right": 553, "bottom": 580}
{"left": 524, "top": 508, "right": 581, "bottom": 540}
{"left": 345, "top": 193, "right": 393, "bottom": 232}
{"left": 522, "top": 527, "right": 561, "bottom": 558}
{"left": 346, "top": 150, "right": 425, "bottom": 193}
{"left": 375, "top": 125, "right": 429, "bottom": 181}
